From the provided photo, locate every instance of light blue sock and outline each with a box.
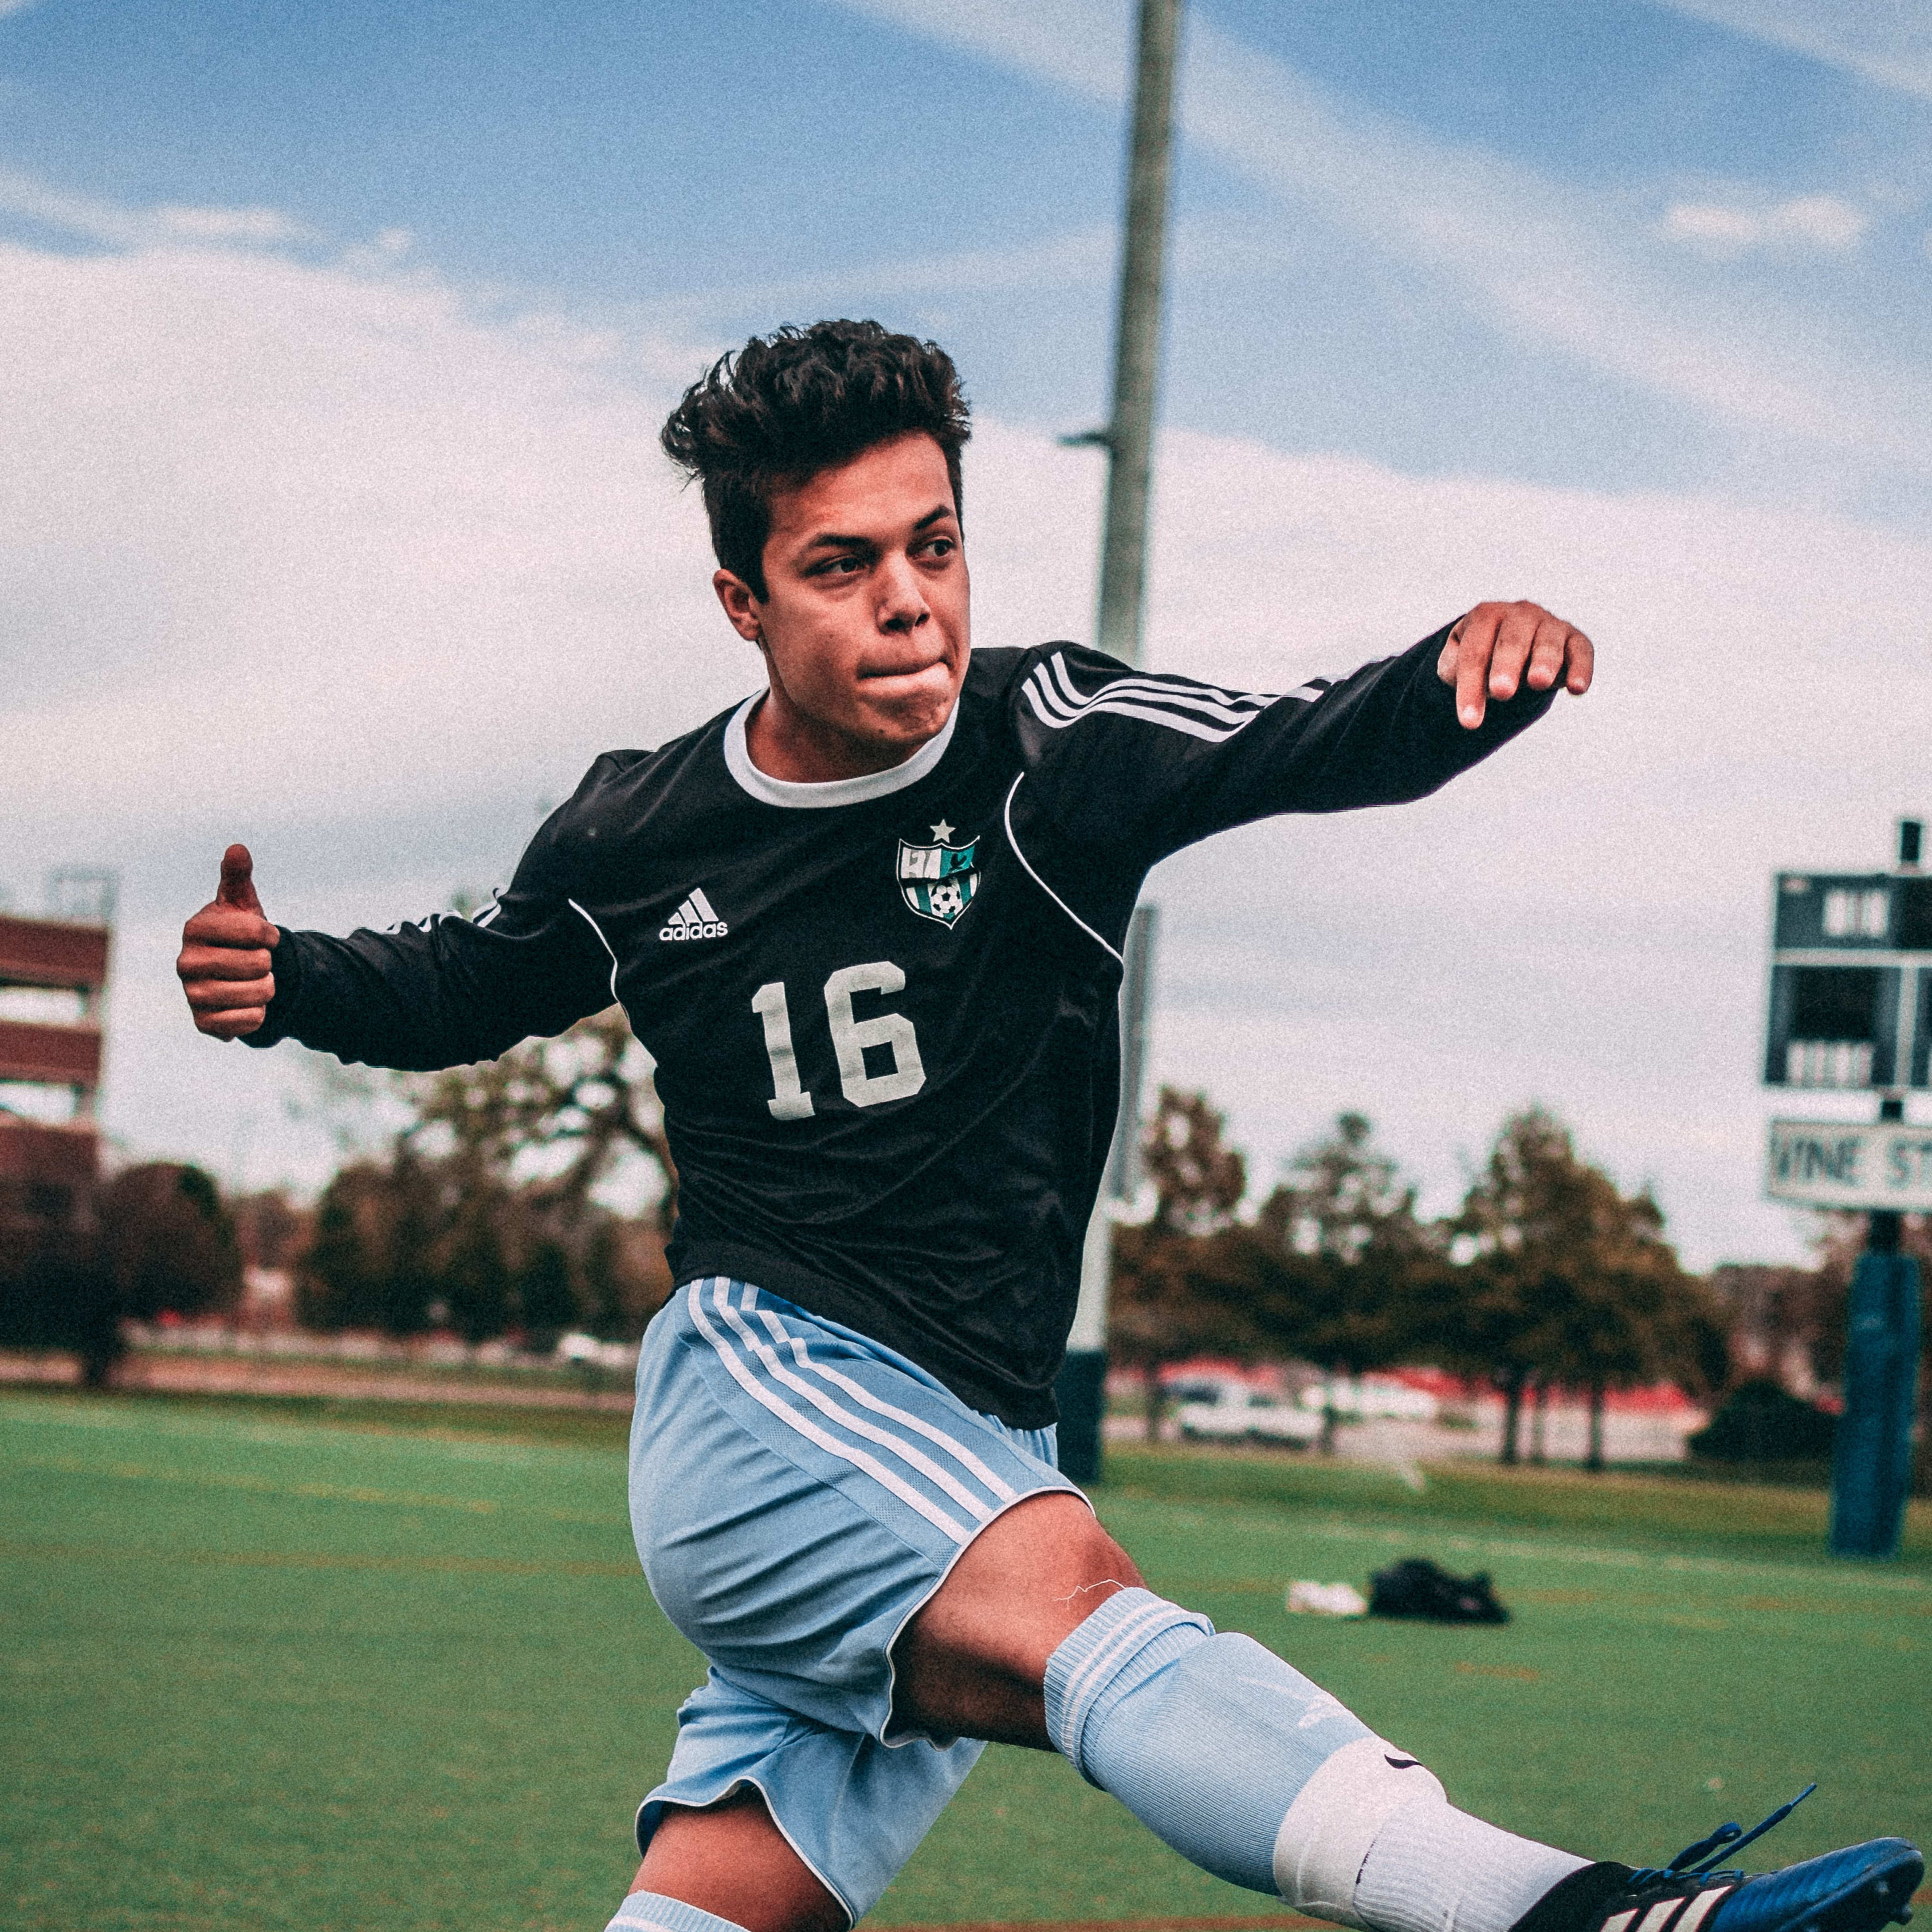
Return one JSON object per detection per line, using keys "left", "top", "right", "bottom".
{"left": 605, "top": 1892, "right": 749, "bottom": 1932}
{"left": 1043, "top": 1588, "right": 1581, "bottom": 1929}
{"left": 1044, "top": 1586, "right": 1377, "bottom": 1895}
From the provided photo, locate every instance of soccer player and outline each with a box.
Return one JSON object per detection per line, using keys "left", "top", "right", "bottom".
{"left": 178, "top": 322, "right": 1920, "bottom": 1932}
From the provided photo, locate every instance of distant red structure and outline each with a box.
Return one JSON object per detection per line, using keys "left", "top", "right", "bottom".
{"left": 0, "top": 910, "right": 110, "bottom": 1210}
{"left": 0, "top": 906, "right": 118, "bottom": 1378}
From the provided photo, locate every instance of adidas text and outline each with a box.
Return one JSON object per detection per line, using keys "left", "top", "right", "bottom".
{"left": 661, "top": 889, "right": 728, "bottom": 942}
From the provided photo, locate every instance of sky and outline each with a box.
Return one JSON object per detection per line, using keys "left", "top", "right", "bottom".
{"left": 3, "top": 0, "right": 1929, "bottom": 1269}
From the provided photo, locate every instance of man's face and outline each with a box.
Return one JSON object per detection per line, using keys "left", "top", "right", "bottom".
{"left": 715, "top": 432, "right": 970, "bottom": 769}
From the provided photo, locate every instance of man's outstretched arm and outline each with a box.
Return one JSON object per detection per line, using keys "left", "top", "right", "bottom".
{"left": 1010, "top": 599, "right": 1593, "bottom": 862}
{"left": 175, "top": 837, "right": 614, "bottom": 1072}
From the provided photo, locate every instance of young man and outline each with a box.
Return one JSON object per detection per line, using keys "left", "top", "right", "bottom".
{"left": 179, "top": 321, "right": 1920, "bottom": 1932}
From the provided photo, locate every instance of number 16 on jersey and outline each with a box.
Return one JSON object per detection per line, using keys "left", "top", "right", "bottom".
{"left": 752, "top": 963, "right": 927, "bottom": 1118}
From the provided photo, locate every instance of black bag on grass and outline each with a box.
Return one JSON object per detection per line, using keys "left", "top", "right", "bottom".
{"left": 1367, "top": 1557, "right": 1510, "bottom": 1624}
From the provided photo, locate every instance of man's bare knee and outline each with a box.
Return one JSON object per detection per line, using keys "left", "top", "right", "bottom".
{"left": 892, "top": 1492, "right": 1144, "bottom": 1747}
{"left": 632, "top": 1787, "right": 845, "bottom": 1932}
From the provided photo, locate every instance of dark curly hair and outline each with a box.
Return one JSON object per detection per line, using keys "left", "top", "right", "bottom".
{"left": 660, "top": 319, "right": 972, "bottom": 600}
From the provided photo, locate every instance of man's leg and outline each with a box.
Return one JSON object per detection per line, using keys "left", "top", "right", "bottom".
{"left": 896, "top": 1491, "right": 1579, "bottom": 1930}
{"left": 611, "top": 1789, "right": 845, "bottom": 1932}
{"left": 609, "top": 1487, "right": 1120, "bottom": 1932}
{"left": 892, "top": 1494, "right": 1919, "bottom": 1932}
{"left": 613, "top": 1280, "right": 1066, "bottom": 1932}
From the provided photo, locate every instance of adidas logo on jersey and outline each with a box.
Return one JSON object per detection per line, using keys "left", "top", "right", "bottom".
{"left": 660, "top": 888, "right": 729, "bottom": 942}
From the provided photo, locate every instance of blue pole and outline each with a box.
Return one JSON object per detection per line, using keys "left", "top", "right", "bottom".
{"left": 1828, "top": 1151, "right": 1922, "bottom": 1559}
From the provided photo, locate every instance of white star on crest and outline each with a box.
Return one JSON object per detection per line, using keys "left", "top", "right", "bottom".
{"left": 930, "top": 820, "right": 955, "bottom": 842}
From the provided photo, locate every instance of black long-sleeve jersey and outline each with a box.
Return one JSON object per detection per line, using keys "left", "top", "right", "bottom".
{"left": 251, "top": 623, "right": 1553, "bottom": 1424}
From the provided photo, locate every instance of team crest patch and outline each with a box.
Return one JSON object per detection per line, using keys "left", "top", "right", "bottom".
{"left": 898, "top": 821, "right": 980, "bottom": 928}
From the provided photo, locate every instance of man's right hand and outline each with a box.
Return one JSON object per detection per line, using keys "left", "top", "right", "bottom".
{"left": 177, "top": 844, "right": 282, "bottom": 1040}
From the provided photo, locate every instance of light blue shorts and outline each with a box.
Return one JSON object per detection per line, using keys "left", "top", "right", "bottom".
{"left": 629, "top": 1276, "right": 1084, "bottom": 1923}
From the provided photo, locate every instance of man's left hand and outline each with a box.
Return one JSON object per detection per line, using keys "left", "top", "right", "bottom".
{"left": 1438, "top": 600, "right": 1593, "bottom": 730}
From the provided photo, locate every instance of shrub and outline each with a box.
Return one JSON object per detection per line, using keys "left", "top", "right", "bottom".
{"left": 1688, "top": 1377, "right": 1836, "bottom": 1462}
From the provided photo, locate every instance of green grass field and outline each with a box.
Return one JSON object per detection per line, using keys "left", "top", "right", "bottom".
{"left": 3, "top": 1390, "right": 1926, "bottom": 1932}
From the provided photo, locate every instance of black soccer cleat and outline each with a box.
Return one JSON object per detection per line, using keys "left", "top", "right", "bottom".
{"left": 1512, "top": 1787, "right": 1922, "bottom": 1932}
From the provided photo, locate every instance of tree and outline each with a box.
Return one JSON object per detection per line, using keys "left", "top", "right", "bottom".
{"left": 379, "top": 1147, "right": 444, "bottom": 1337}
{"left": 1140, "top": 1087, "right": 1247, "bottom": 1237}
{"left": 98, "top": 1163, "right": 244, "bottom": 1322}
{"left": 1443, "top": 1109, "right": 1587, "bottom": 1465}
{"left": 1249, "top": 1114, "right": 1437, "bottom": 1451}
{"left": 229, "top": 1188, "right": 309, "bottom": 1271}
{"left": 1261, "top": 1113, "right": 1417, "bottom": 1264}
{"left": 0, "top": 1208, "right": 119, "bottom": 1388}
{"left": 297, "top": 1156, "right": 441, "bottom": 1334}
{"left": 405, "top": 1006, "right": 677, "bottom": 1343}
{"left": 577, "top": 1216, "right": 670, "bottom": 1341}
{"left": 441, "top": 1198, "right": 514, "bottom": 1347}
{"left": 1689, "top": 1377, "right": 1837, "bottom": 1463}
{"left": 299, "top": 1157, "right": 456, "bottom": 1339}
{"left": 1705, "top": 1262, "right": 1834, "bottom": 1395}
{"left": 1108, "top": 1088, "right": 1259, "bottom": 1435}
{"left": 294, "top": 1005, "right": 677, "bottom": 1346}
{"left": 1, "top": 1163, "right": 245, "bottom": 1388}
{"left": 1445, "top": 1108, "right": 1719, "bottom": 1469}
{"left": 518, "top": 1239, "right": 580, "bottom": 1353}
{"left": 1536, "top": 1181, "right": 1719, "bottom": 1469}
{"left": 404, "top": 1007, "right": 677, "bottom": 1234}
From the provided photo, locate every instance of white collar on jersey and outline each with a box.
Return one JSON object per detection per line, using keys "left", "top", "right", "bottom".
{"left": 722, "top": 690, "right": 958, "bottom": 809}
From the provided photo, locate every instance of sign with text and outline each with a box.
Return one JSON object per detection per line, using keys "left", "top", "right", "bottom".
{"left": 1765, "top": 1118, "right": 1932, "bottom": 1211}
{"left": 1762, "top": 871, "right": 1931, "bottom": 1090}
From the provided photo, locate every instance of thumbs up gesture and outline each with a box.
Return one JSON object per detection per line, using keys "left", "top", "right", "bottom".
{"left": 177, "top": 844, "right": 283, "bottom": 1039}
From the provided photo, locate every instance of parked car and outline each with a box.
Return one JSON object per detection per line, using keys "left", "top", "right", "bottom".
{"left": 1297, "top": 1376, "right": 1439, "bottom": 1422}
{"left": 1164, "top": 1371, "right": 1243, "bottom": 1407}
{"left": 1177, "top": 1384, "right": 1323, "bottom": 1446}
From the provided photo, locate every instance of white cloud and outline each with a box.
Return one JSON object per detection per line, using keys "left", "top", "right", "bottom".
{"left": 151, "top": 203, "right": 306, "bottom": 245}
{"left": 0, "top": 236, "right": 729, "bottom": 852}
{"left": 637, "top": 222, "right": 1119, "bottom": 329}
{"left": 0, "top": 0, "right": 38, "bottom": 16}
{"left": 1648, "top": 0, "right": 1932, "bottom": 104}
{"left": 0, "top": 170, "right": 156, "bottom": 246}
{"left": 838, "top": 0, "right": 1931, "bottom": 473}
{"left": 1664, "top": 192, "right": 1871, "bottom": 255}
{"left": 4, "top": 196, "right": 1927, "bottom": 1268}
{"left": 336, "top": 226, "right": 417, "bottom": 274}
{"left": 0, "top": 168, "right": 313, "bottom": 250}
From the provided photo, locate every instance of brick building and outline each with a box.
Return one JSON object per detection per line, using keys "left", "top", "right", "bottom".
{"left": 0, "top": 908, "right": 115, "bottom": 1374}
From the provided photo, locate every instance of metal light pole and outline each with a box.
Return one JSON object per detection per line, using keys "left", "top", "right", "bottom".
{"left": 1053, "top": 0, "right": 1184, "bottom": 1486}
{"left": 1096, "top": 0, "right": 1184, "bottom": 668}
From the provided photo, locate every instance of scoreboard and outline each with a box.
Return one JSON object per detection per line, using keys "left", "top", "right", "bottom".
{"left": 1763, "top": 861, "right": 1931, "bottom": 1091}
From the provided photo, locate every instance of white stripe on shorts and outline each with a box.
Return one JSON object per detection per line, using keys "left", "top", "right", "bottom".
{"left": 712, "top": 1282, "right": 1001, "bottom": 1524}
{"left": 751, "top": 1303, "right": 1020, "bottom": 1506}
{"left": 686, "top": 1279, "right": 975, "bottom": 1543}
